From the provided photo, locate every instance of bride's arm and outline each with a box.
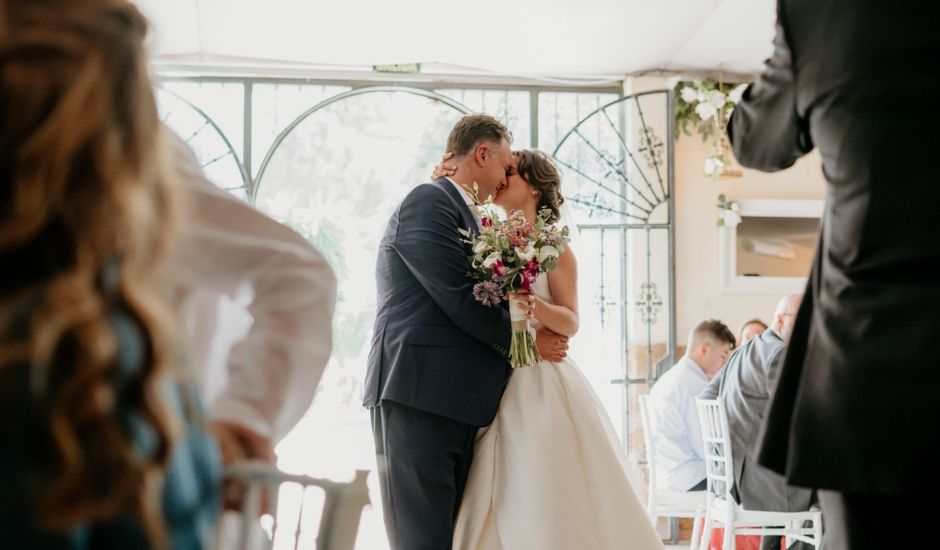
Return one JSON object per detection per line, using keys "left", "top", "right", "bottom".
{"left": 533, "top": 246, "right": 579, "bottom": 337}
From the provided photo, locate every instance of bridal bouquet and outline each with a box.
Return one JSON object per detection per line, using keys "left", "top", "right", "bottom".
{"left": 460, "top": 208, "right": 570, "bottom": 368}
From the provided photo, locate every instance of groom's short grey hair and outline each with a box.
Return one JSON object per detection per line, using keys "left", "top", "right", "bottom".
{"left": 446, "top": 114, "right": 512, "bottom": 157}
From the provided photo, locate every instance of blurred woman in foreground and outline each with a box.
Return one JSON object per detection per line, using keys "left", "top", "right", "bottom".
{"left": 0, "top": 0, "right": 219, "bottom": 547}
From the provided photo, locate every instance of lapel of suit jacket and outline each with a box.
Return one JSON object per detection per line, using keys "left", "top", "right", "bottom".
{"left": 435, "top": 177, "right": 480, "bottom": 237}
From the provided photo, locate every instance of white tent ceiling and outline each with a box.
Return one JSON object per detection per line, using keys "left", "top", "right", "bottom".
{"left": 136, "top": 0, "right": 775, "bottom": 81}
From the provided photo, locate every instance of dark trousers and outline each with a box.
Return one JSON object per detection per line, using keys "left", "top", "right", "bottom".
{"left": 818, "top": 490, "right": 929, "bottom": 550}
{"left": 370, "top": 401, "right": 477, "bottom": 550}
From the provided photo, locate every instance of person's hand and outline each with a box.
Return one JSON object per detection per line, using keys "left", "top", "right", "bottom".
{"left": 536, "top": 327, "right": 569, "bottom": 362}
{"left": 430, "top": 152, "right": 457, "bottom": 179}
{"left": 509, "top": 292, "right": 537, "bottom": 320}
{"left": 211, "top": 420, "right": 275, "bottom": 512}
{"left": 212, "top": 420, "right": 275, "bottom": 464}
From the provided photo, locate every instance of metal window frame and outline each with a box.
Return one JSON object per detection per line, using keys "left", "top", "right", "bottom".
{"left": 158, "top": 74, "right": 623, "bottom": 200}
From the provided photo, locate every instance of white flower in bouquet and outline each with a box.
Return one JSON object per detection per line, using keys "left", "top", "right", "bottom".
{"left": 680, "top": 86, "right": 699, "bottom": 103}
{"left": 707, "top": 90, "right": 727, "bottom": 109}
{"left": 537, "top": 245, "right": 560, "bottom": 263}
{"left": 517, "top": 244, "right": 536, "bottom": 262}
{"left": 729, "top": 83, "right": 749, "bottom": 104}
{"left": 482, "top": 251, "right": 501, "bottom": 268}
{"left": 461, "top": 208, "right": 571, "bottom": 368}
{"left": 695, "top": 102, "right": 718, "bottom": 121}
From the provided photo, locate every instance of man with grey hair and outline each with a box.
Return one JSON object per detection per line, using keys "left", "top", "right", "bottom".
{"left": 699, "top": 293, "right": 815, "bottom": 550}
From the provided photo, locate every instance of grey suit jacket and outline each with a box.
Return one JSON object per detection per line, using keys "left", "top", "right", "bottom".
{"left": 699, "top": 330, "right": 812, "bottom": 512}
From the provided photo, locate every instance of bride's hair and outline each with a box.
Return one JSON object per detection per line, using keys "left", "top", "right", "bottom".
{"left": 0, "top": 0, "right": 179, "bottom": 540}
{"left": 514, "top": 149, "right": 564, "bottom": 224}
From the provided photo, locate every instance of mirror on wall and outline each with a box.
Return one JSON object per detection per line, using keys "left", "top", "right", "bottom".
{"left": 719, "top": 199, "right": 823, "bottom": 293}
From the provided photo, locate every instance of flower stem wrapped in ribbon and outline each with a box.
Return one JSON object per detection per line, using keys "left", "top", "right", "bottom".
{"left": 460, "top": 208, "right": 571, "bottom": 368}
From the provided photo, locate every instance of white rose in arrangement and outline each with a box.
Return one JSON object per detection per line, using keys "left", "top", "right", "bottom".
{"left": 482, "top": 251, "right": 501, "bottom": 268}
{"left": 517, "top": 245, "right": 536, "bottom": 262}
{"left": 680, "top": 86, "right": 699, "bottom": 103}
{"left": 707, "top": 90, "right": 727, "bottom": 108}
{"left": 729, "top": 83, "right": 749, "bottom": 104}
{"left": 704, "top": 156, "right": 725, "bottom": 177}
{"left": 695, "top": 102, "right": 718, "bottom": 121}
{"left": 720, "top": 209, "right": 742, "bottom": 227}
{"left": 473, "top": 240, "right": 489, "bottom": 254}
{"left": 730, "top": 202, "right": 740, "bottom": 213}
{"left": 536, "top": 245, "right": 560, "bottom": 263}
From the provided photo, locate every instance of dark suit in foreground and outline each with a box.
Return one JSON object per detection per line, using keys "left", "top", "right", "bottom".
{"left": 728, "top": 1, "right": 940, "bottom": 547}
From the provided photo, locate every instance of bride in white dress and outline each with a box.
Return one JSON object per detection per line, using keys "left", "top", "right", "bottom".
{"left": 438, "top": 150, "right": 664, "bottom": 550}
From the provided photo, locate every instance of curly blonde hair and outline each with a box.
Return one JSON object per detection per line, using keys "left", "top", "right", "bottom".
{"left": 0, "top": 0, "right": 179, "bottom": 540}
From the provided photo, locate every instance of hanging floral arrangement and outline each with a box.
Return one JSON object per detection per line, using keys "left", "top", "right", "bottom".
{"left": 675, "top": 80, "right": 749, "bottom": 180}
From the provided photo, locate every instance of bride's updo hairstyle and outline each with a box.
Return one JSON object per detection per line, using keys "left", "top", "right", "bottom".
{"left": 514, "top": 149, "right": 564, "bottom": 224}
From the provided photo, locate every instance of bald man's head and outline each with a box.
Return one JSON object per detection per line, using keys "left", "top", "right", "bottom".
{"left": 772, "top": 293, "right": 803, "bottom": 342}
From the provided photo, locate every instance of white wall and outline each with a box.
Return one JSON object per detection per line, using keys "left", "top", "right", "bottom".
{"left": 674, "top": 134, "right": 825, "bottom": 342}
{"left": 622, "top": 75, "right": 826, "bottom": 348}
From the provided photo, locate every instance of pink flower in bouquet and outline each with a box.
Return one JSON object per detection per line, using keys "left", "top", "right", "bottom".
{"left": 525, "top": 259, "right": 540, "bottom": 275}
{"left": 519, "top": 260, "right": 540, "bottom": 290}
{"left": 492, "top": 260, "right": 508, "bottom": 279}
{"left": 481, "top": 216, "right": 493, "bottom": 228}
{"left": 502, "top": 210, "right": 536, "bottom": 248}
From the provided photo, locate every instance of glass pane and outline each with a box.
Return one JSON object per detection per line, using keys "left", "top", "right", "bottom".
{"left": 436, "top": 88, "right": 531, "bottom": 147}
{"left": 251, "top": 83, "right": 351, "bottom": 179}
{"left": 538, "top": 92, "right": 619, "bottom": 155}
{"left": 572, "top": 227, "right": 627, "bottom": 441}
{"left": 157, "top": 83, "right": 247, "bottom": 197}
{"left": 550, "top": 93, "right": 670, "bottom": 227}
{"left": 253, "top": 90, "right": 467, "bottom": 549}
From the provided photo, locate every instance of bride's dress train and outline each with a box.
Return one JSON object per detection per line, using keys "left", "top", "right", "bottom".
{"left": 454, "top": 275, "right": 664, "bottom": 550}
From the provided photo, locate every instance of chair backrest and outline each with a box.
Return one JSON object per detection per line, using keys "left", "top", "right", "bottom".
{"left": 695, "top": 399, "right": 735, "bottom": 503}
{"left": 222, "top": 461, "right": 371, "bottom": 550}
{"left": 637, "top": 394, "right": 658, "bottom": 501}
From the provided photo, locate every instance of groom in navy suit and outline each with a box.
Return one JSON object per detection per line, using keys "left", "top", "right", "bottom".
{"left": 365, "top": 114, "right": 567, "bottom": 549}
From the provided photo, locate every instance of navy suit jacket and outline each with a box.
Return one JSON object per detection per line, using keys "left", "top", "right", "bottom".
{"left": 364, "top": 178, "right": 511, "bottom": 427}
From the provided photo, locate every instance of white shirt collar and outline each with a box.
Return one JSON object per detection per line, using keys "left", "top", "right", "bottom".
{"left": 446, "top": 177, "right": 477, "bottom": 209}
{"left": 678, "top": 355, "right": 709, "bottom": 383}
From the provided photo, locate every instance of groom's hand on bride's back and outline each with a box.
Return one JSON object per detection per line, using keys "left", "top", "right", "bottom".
{"left": 536, "top": 328, "right": 569, "bottom": 362}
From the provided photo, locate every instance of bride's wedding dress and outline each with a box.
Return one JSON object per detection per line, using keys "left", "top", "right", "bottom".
{"left": 454, "top": 274, "right": 664, "bottom": 550}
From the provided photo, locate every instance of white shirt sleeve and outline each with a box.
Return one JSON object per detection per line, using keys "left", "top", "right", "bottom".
{"left": 685, "top": 391, "right": 706, "bottom": 461}
{"left": 169, "top": 131, "right": 337, "bottom": 441}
